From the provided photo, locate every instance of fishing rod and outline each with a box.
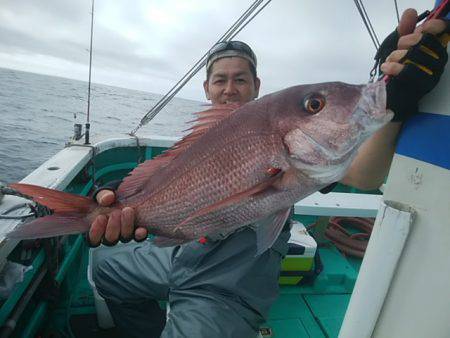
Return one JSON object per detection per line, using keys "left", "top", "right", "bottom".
{"left": 427, "top": 0, "right": 450, "bottom": 20}
{"left": 129, "top": 0, "right": 273, "bottom": 136}
{"left": 85, "top": 0, "right": 95, "bottom": 144}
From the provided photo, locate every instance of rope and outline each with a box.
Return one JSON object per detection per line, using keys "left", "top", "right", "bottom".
{"left": 130, "top": 133, "right": 145, "bottom": 164}
{"left": 353, "top": 0, "right": 381, "bottom": 50}
{"left": 0, "top": 185, "right": 34, "bottom": 202}
{"left": 324, "top": 217, "right": 374, "bottom": 258}
{"left": 130, "top": 0, "right": 273, "bottom": 135}
{"left": 0, "top": 185, "right": 50, "bottom": 220}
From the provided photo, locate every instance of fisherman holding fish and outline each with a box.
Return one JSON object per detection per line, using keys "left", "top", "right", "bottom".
{"left": 90, "top": 12, "right": 445, "bottom": 338}
{"left": 91, "top": 9, "right": 449, "bottom": 338}
{"left": 8, "top": 8, "right": 447, "bottom": 338}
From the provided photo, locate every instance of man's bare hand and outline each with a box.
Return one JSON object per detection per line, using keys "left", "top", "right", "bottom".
{"left": 88, "top": 190, "right": 148, "bottom": 247}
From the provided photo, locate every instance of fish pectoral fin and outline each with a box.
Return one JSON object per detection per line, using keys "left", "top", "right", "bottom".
{"left": 255, "top": 207, "right": 292, "bottom": 256}
{"left": 174, "top": 173, "right": 282, "bottom": 230}
{"left": 271, "top": 167, "right": 300, "bottom": 190}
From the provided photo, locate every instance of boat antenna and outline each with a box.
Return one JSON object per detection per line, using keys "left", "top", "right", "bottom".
{"left": 85, "top": 0, "right": 95, "bottom": 144}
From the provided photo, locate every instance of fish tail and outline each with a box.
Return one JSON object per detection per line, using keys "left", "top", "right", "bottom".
{"left": 7, "top": 213, "right": 90, "bottom": 239}
{"left": 7, "top": 183, "right": 96, "bottom": 239}
{"left": 9, "top": 183, "right": 95, "bottom": 213}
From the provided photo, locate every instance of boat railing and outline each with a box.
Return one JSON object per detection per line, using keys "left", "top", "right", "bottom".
{"left": 0, "top": 134, "right": 381, "bottom": 262}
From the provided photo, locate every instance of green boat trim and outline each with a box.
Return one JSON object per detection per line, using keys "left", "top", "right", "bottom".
{"left": 0, "top": 135, "right": 380, "bottom": 337}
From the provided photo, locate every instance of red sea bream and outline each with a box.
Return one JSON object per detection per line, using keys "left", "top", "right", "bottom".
{"left": 8, "top": 81, "right": 392, "bottom": 254}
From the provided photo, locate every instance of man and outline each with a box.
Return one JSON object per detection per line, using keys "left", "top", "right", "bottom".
{"left": 91, "top": 9, "right": 448, "bottom": 338}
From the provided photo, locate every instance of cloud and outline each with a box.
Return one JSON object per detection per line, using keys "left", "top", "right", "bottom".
{"left": 0, "top": 0, "right": 431, "bottom": 101}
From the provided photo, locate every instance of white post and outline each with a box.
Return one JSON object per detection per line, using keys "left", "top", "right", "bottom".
{"left": 340, "top": 38, "right": 450, "bottom": 338}
{"left": 338, "top": 201, "right": 413, "bottom": 338}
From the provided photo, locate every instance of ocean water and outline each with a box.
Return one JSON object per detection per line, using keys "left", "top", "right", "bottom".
{"left": 0, "top": 67, "right": 204, "bottom": 184}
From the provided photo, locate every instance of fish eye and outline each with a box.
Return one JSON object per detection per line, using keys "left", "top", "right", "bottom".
{"left": 303, "top": 94, "right": 326, "bottom": 114}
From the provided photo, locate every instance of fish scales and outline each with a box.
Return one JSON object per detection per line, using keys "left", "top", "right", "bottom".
{"left": 131, "top": 109, "right": 286, "bottom": 228}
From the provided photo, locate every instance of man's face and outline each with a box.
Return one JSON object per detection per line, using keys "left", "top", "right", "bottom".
{"left": 203, "top": 57, "right": 260, "bottom": 105}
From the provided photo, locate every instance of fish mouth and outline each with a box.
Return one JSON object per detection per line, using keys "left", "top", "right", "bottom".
{"left": 353, "top": 81, "right": 393, "bottom": 133}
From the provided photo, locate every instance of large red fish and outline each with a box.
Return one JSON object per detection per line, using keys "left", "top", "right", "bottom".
{"left": 8, "top": 81, "right": 391, "bottom": 254}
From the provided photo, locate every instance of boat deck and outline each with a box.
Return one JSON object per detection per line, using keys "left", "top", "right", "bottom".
{"left": 55, "top": 243, "right": 360, "bottom": 338}
{"left": 0, "top": 138, "right": 370, "bottom": 337}
{"left": 59, "top": 246, "right": 360, "bottom": 338}
{"left": 268, "top": 246, "right": 360, "bottom": 337}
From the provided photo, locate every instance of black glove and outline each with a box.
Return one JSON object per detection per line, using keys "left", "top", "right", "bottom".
{"left": 375, "top": 30, "right": 400, "bottom": 69}
{"left": 377, "top": 27, "right": 448, "bottom": 122}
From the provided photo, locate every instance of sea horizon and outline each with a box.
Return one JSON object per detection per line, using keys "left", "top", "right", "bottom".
{"left": 0, "top": 67, "right": 203, "bottom": 183}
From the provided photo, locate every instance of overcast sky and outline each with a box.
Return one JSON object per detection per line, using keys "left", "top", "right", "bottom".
{"left": 0, "top": 0, "right": 431, "bottom": 102}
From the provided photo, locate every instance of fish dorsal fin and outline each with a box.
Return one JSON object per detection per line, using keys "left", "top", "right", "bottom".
{"left": 117, "top": 103, "right": 240, "bottom": 199}
{"left": 185, "top": 103, "right": 241, "bottom": 133}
